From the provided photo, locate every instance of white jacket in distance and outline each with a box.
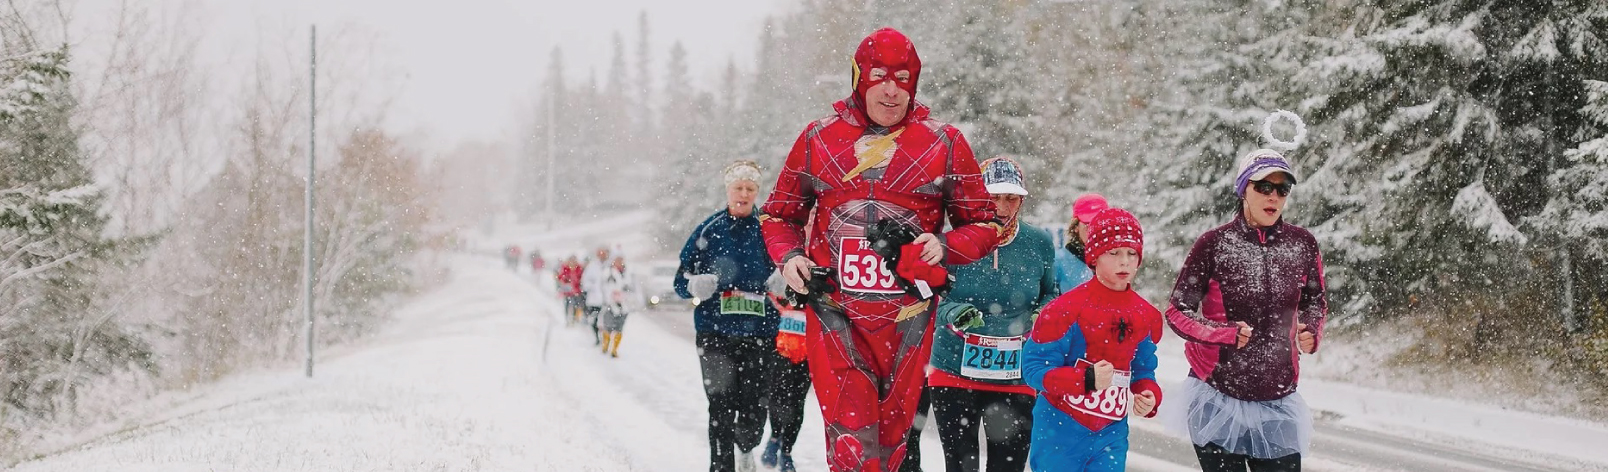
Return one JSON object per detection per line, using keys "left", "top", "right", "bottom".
{"left": 600, "top": 265, "right": 636, "bottom": 310}
{"left": 581, "top": 259, "right": 611, "bottom": 307}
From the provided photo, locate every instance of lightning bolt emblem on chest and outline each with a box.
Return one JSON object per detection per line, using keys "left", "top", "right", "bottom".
{"left": 843, "top": 128, "right": 904, "bottom": 182}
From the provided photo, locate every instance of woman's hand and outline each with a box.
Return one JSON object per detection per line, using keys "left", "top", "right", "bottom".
{"left": 1235, "top": 321, "right": 1253, "bottom": 348}
{"left": 1297, "top": 322, "right": 1316, "bottom": 354}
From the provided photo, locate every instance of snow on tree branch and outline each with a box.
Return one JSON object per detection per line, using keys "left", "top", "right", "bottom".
{"left": 1452, "top": 180, "right": 1528, "bottom": 244}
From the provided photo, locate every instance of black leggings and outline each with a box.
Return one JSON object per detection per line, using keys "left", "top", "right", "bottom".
{"left": 765, "top": 351, "right": 811, "bottom": 456}
{"left": 930, "top": 386, "right": 1034, "bottom": 472}
{"left": 697, "top": 332, "right": 773, "bottom": 472}
{"left": 1193, "top": 443, "right": 1301, "bottom": 472}
{"left": 899, "top": 384, "right": 932, "bottom": 472}
{"left": 585, "top": 305, "right": 602, "bottom": 342}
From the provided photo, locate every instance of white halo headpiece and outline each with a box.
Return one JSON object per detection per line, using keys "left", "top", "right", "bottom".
{"left": 1262, "top": 109, "right": 1307, "bottom": 151}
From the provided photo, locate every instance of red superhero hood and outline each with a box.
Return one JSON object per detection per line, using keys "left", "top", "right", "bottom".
{"left": 852, "top": 28, "right": 921, "bottom": 105}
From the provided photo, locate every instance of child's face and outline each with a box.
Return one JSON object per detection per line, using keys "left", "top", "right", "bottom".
{"left": 1094, "top": 247, "right": 1140, "bottom": 289}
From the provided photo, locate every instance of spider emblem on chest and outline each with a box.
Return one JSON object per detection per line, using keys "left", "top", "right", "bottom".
{"left": 1113, "top": 317, "right": 1132, "bottom": 343}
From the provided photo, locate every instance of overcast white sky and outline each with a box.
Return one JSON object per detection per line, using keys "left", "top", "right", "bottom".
{"left": 69, "top": 0, "right": 792, "bottom": 149}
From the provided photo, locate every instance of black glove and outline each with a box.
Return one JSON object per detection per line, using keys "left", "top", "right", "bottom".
{"left": 865, "top": 218, "right": 919, "bottom": 267}
{"left": 784, "top": 266, "right": 838, "bottom": 309}
{"left": 863, "top": 218, "right": 951, "bottom": 298}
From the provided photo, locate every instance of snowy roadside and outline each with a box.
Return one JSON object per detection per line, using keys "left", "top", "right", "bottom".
{"left": 11, "top": 256, "right": 635, "bottom": 472}
{"left": 1150, "top": 335, "right": 1608, "bottom": 469}
{"left": 14, "top": 210, "right": 1607, "bottom": 471}
{"left": 8, "top": 209, "right": 1189, "bottom": 472}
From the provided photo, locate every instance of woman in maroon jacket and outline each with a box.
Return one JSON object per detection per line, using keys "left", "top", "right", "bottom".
{"left": 1162, "top": 148, "right": 1326, "bottom": 472}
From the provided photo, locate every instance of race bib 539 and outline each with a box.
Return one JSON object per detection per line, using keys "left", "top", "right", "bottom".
{"left": 837, "top": 237, "right": 902, "bottom": 294}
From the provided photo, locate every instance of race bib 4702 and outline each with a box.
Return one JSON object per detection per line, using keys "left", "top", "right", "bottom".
{"left": 719, "top": 291, "right": 766, "bottom": 316}
{"left": 837, "top": 237, "right": 902, "bottom": 294}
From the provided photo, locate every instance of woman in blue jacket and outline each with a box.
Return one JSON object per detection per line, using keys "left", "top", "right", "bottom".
{"left": 676, "top": 160, "right": 782, "bottom": 472}
{"left": 1053, "top": 193, "right": 1106, "bottom": 294}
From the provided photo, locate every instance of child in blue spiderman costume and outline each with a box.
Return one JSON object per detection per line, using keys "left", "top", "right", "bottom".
{"left": 1022, "top": 207, "right": 1164, "bottom": 472}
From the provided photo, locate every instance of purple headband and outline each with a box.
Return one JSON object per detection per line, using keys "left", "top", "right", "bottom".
{"left": 1235, "top": 157, "right": 1293, "bottom": 198}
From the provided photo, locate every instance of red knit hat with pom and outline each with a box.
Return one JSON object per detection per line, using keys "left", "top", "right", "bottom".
{"left": 1083, "top": 208, "right": 1144, "bottom": 267}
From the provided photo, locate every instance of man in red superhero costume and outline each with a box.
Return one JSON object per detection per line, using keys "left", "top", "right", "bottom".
{"left": 760, "top": 28, "right": 1001, "bottom": 472}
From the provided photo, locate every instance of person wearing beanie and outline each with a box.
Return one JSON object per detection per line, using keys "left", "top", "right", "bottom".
{"left": 1054, "top": 193, "right": 1108, "bottom": 295}
{"left": 760, "top": 27, "right": 1002, "bottom": 472}
{"left": 555, "top": 255, "right": 586, "bottom": 325}
{"left": 1160, "top": 148, "right": 1326, "bottom": 471}
{"left": 1020, "top": 207, "right": 1164, "bottom": 472}
{"left": 760, "top": 212, "right": 816, "bottom": 472}
{"left": 675, "top": 160, "right": 783, "bottom": 472}
{"left": 597, "top": 255, "right": 636, "bottom": 357}
{"left": 581, "top": 245, "right": 613, "bottom": 344}
{"left": 917, "top": 156, "right": 1057, "bottom": 472}
{"left": 759, "top": 292, "right": 810, "bottom": 472}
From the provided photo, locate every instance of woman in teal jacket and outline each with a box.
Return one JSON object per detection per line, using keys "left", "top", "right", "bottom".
{"left": 927, "top": 157, "right": 1058, "bottom": 472}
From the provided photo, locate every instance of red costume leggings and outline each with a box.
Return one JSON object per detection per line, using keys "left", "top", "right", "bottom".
{"left": 806, "top": 299, "right": 934, "bottom": 472}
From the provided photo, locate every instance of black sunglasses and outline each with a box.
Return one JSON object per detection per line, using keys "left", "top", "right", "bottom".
{"left": 1251, "top": 180, "right": 1293, "bottom": 197}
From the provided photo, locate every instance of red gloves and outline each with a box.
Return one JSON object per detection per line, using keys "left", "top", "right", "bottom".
{"left": 895, "top": 243, "right": 949, "bottom": 296}
{"left": 776, "top": 331, "right": 807, "bottom": 363}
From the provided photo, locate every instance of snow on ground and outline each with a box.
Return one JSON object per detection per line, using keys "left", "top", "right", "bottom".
{"left": 1151, "top": 329, "right": 1608, "bottom": 469}
{"left": 14, "top": 256, "right": 634, "bottom": 472}
{"left": 15, "top": 210, "right": 1608, "bottom": 471}
{"left": 1304, "top": 317, "right": 1608, "bottom": 422}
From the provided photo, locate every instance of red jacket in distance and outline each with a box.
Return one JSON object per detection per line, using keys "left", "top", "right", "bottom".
{"left": 556, "top": 263, "right": 583, "bottom": 296}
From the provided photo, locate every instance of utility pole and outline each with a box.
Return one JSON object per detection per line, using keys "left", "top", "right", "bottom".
{"left": 304, "top": 25, "right": 318, "bottom": 377}
{"left": 545, "top": 78, "right": 557, "bottom": 222}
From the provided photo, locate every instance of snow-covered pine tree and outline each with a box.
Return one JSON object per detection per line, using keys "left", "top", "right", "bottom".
{"left": 1537, "top": 77, "right": 1608, "bottom": 383}
{"left": 1026, "top": 2, "right": 1183, "bottom": 231}
{"left": 657, "top": 41, "right": 718, "bottom": 241}
{"left": 527, "top": 47, "right": 568, "bottom": 219}
{"left": 1538, "top": 79, "right": 1608, "bottom": 276}
{"left": 918, "top": 1, "right": 1042, "bottom": 166}
{"left": 568, "top": 68, "right": 608, "bottom": 215}
{"left": 0, "top": 43, "right": 150, "bottom": 436}
{"left": 1259, "top": 2, "right": 1608, "bottom": 322}
{"left": 733, "top": 18, "right": 800, "bottom": 182}
{"left": 635, "top": 11, "right": 655, "bottom": 137}
{"left": 597, "top": 32, "right": 639, "bottom": 210}
{"left": 1120, "top": 1, "right": 1325, "bottom": 296}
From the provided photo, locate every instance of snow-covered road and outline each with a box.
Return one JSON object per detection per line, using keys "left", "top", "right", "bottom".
{"left": 13, "top": 211, "right": 1608, "bottom": 471}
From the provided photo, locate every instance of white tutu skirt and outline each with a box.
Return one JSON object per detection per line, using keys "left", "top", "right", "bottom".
{"left": 1160, "top": 376, "right": 1313, "bottom": 459}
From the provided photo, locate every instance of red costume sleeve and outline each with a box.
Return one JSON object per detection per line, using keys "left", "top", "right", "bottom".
{"left": 935, "top": 128, "right": 1000, "bottom": 265}
{"left": 1027, "top": 297, "right": 1093, "bottom": 399}
{"left": 761, "top": 124, "right": 819, "bottom": 266}
{"left": 1132, "top": 378, "right": 1163, "bottom": 418}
